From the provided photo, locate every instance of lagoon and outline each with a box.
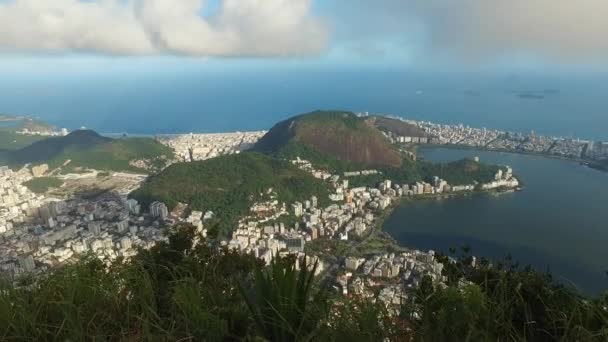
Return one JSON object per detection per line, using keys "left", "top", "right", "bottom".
{"left": 383, "top": 147, "right": 608, "bottom": 294}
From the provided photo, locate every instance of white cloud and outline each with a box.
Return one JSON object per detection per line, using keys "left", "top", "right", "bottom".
{"left": 0, "top": 0, "right": 328, "bottom": 57}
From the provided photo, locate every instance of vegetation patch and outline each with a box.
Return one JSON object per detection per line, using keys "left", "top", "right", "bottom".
{"left": 0, "top": 130, "right": 174, "bottom": 173}
{"left": 23, "top": 177, "right": 64, "bottom": 193}
{"left": 131, "top": 152, "right": 330, "bottom": 237}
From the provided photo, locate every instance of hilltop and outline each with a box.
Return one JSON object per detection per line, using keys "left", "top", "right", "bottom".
{"left": 0, "top": 130, "right": 174, "bottom": 173}
{"left": 5, "top": 130, "right": 111, "bottom": 164}
{"left": 252, "top": 111, "right": 403, "bottom": 168}
{"left": 131, "top": 152, "right": 329, "bottom": 237}
{"left": 366, "top": 115, "right": 428, "bottom": 138}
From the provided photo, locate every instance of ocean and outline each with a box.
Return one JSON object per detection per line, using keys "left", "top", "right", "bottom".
{"left": 0, "top": 69, "right": 607, "bottom": 140}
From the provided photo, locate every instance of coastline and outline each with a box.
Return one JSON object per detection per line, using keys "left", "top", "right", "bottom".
{"left": 418, "top": 143, "right": 607, "bottom": 173}
{"left": 366, "top": 185, "right": 522, "bottom": 254}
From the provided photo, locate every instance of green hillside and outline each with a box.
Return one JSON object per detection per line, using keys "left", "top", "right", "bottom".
{"left": 23, "top": 177, "right": 64, "bottom": 193}
{"left": 0, "top": 129, "right": 46, "bottom": 151}
{"left": 0, "top": 130, "right": 174, "bottom": 173}
{"left": 253, "top": 111, "right": 403, "bottom": 168}
{"left": 131, "top": 152, "right": 330, "bottom": 237}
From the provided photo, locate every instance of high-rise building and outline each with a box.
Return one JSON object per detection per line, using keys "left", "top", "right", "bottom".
{"left": 88, "top": 221, "right": 101, "bottom": 236}
{"left": 291, "top": 202, "right": 303, "bottom": 217}
{"left": 311, "top": 196, "right": 318, "bottom": 208}
{"left": 125, "top": 199, "right": 140, "bottom": 215}
{"left": 285, "top": 237, "right": 305, "bottom": 252}
{"left": 150, "top": 201, "right": 169, "bottom": 220}
{"left": 18, "top": 254, "right": 36, "bottom": 272}
{"left": 116, "top": 219, "right": 129, "bottom": 233}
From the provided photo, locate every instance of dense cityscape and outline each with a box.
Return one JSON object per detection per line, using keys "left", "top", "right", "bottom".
{"left": 0, "top": 118, "right": 525, "bottom": 310}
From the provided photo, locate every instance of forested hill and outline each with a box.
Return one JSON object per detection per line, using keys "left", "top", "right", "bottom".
{"left": 252, "top": 111, "right": 403, "bottom": 168}
{"left": 0, "top": 130, "right": 173, "bottom": 173}
{"left": 130, "top": 152, "right": 330, "bottom": 237}
{"left": 3, "top": 130, "right": 110, "bottom": 164}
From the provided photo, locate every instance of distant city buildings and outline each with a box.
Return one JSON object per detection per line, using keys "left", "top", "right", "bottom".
{"left": 411, "top": 119, "right": 608, "bottom": 162}
{"left": 16, "top": 127, "right": 69, "bottom": 137}
{"left": 159, "top": 131, "right": 266, "bottom": 162}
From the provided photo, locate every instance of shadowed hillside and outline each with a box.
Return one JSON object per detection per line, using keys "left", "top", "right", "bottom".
{"left": 0, "top": 130, "right": 173, "bottom": 173}
{"left": 367, "top": 116, "right": 428, "bottom": 138}
{"left": 4, "top": 130, "right": 110, "bottom": 165}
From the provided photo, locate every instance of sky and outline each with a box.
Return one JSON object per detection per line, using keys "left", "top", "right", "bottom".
{"left": 1, "top": 0, "right": 608, "bottom": 73}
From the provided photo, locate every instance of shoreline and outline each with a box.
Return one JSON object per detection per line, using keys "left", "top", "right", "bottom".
{"left": 367, "top": 185, "right": 522, "bottom": 253}
{"left": 418, "top": 143, "right": 607, "bottom": 174}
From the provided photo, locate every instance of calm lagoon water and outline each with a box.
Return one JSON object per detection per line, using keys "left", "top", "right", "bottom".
{"left": 383, "top": 147, "right": 608, "bottom": 295}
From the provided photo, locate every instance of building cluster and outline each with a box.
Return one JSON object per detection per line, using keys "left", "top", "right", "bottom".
{"left": 383, "top": 131, "right": 435, "bottom": 145}
{"left": 160, "top": 131, "right": 266, "bottom": 162}
{"left": 338, "top": 250, "right": 445, "bottom": 312}
{"left": 0, "top": 167, "right": 43, "bottom": 233}
{"left": 16, "top": 127, "right": 69, "bottom": 136}
{"left": 481, "top": 167, "right": 519, "bottom": 190}
{"left": 413, "top": 120, "right": 608, "bottom": 161}
{"left": 219, "top": 157, "right": 519, "bottom": 312}
{"left": 586, "top": 141, "right": 608, "bottom": 160}
{"left": 0, "top": 182, "right": 173, "bottom": 279}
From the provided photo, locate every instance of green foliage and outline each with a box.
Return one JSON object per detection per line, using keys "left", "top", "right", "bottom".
{"left": 418, "top": 158, "right": 501, "bottom": 185}
{"left": 131, "top": 152, "right": 330, "bottom": 237}
{"left": 0, "top": 129, "right": 46, "bottom": 151}
{"left": 22, "top": 177, "right": 64, "bottom": 193}
{"left": 327, "top": 297, "right": 408, "bottom": 341}
{"left": 275, "top": 141, "right": 367, "bottom": 173}
{"left": 409, "top": 251, "right": 608, "bottom": 341}
{"left": 241, "top": 255, "right": 326, "bottom": 341}
{"left": 344, "top": 157, "right": 501, "bottom": 189}
{"left": 0, "top": 130, "right": 173, "bottom": 173}
{"left": 97, "top": 171, "right": 111, "bottom": 178}
{"left": 414, "top": 284, "right": 493, "bottom": 341}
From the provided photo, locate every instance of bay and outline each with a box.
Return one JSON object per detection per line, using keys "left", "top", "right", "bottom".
{"left": 383, "top": 147, "right": 608, "bottom": 295}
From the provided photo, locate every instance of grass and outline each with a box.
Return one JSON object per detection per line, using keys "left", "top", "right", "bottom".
{"left": 22, "top": 177, "right": 64, "bottom": 193}
{"left": 0, "top": 129, "right": 46, "bottom": 151}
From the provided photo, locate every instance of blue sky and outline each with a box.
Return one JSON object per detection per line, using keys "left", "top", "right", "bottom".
{"left": 1, "top": 0, "right": 608, "bottom": 74}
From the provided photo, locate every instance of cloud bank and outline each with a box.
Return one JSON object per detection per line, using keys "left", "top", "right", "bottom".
{"left": 336, "top": 0, "right": 608, "bottom": 63}
{"left": 412, "top": 0, "right": 608, "bottom": 62}
{"left": 0, "top": 0, "right": 328, "bottom": 57}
